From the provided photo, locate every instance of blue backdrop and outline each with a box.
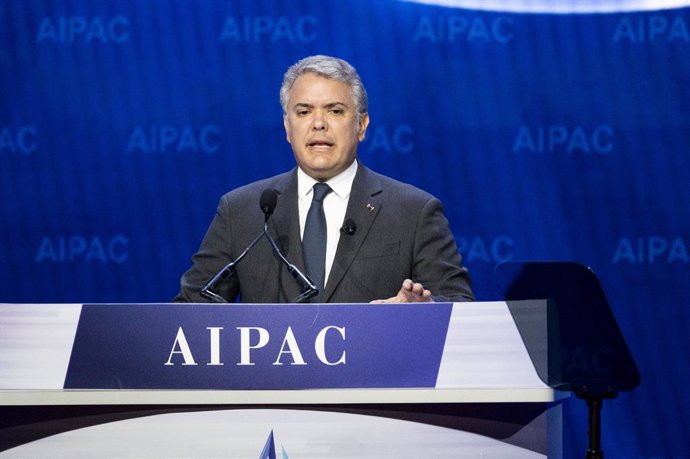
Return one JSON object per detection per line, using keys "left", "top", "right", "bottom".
{"left": 1, "top": 0, "right": 689, "bottom": 456}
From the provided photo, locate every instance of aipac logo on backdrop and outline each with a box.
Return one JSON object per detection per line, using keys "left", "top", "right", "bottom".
{"left": 512, "top": 125, "right": 614, "bottom": 155}
{"left": 126, "top": 125, "right": 221, "bottom": 154}
{"left": 35, "top": 235, "right": 129, "bottom": 264}
{"left": 0, "top": 125, "right": 38, "bottom": 155}
{"left": 36, "top": 16, "right": 130, "bottom": 44}
{"left": 612, "top": 236, "right": 689, "bottom": 264}
{"left": 613, "top": 14, "right": 689, "bottom": 43}
{"left": 412, "top": 15, "right": 514, "bottom": 43}
{"left": 220, "top": 16, "right": 317, "bottom": 43}
{"left": 364, "top": 124, "right": 415, "bottom": 155}
{"left": 456, "top": 235, "right": 514, "bottom": 264}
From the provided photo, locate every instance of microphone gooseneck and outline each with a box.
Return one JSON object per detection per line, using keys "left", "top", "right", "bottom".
{"left": 263, "top": 219, "right": 318, "bottom": 303}
{"left": 260, "top": 191, "right": 318, "bottom": 302}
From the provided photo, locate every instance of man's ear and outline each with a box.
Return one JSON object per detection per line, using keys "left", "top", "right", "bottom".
{"left": 283, "top": 115, "right": 292, "bottom": 144}
{"left": 358, "top": 113, "right": 370, "bottom": 141}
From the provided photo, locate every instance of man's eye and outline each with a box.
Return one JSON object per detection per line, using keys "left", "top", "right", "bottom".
{"left": 330, "top": 109, "right": 343, "bottom": 115}
{"left": 296, "top": 110, "right": 309, "bottom": 116}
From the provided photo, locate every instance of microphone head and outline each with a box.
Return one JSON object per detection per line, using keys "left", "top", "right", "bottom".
{"left": 260, "top": 189, "right": 278, "bottom": 219}
{"left": 341, "top": 218, "right": 357, "bottom": 235}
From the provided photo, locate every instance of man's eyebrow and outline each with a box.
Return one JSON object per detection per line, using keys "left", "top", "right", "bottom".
{"left": 291, "top": 102, "right": 349, "bottom": 110}
{"left": 325, "top": 102, "right": 348, "bottom": 109}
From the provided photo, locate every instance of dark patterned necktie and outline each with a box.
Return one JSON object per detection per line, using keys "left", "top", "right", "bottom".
{"left": 302, "top": 182, "right": 333, "bottom": 293}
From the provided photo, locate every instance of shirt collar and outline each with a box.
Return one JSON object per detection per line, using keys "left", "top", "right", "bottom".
{"left": 297, "top": 159, "right": 358, "bottom": 199}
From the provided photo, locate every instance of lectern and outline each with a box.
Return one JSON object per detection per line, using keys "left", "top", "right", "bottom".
{"left": 1, "top": 301, "right": 562, "bottom": 458}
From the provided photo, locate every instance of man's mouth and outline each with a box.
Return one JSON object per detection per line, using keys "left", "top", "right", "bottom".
{"left": 308, "top": 140, "right": 334, "bottom": 149}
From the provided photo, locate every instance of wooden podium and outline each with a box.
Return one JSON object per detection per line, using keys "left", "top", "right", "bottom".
{"left": 0, "top": 301, "right": 562, "bottom": 458}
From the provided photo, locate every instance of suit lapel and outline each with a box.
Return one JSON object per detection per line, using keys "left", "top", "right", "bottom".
{"left": 322, "top": 166, "right": 382, "bottom": 302}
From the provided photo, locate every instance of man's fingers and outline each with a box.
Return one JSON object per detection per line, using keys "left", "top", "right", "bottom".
{"left": 370, "top": 280, "right": 434, "bottom": 303}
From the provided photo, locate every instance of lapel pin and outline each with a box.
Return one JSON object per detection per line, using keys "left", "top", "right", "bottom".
{"left": 366, "top": 203, "right": 375, "bottom": 211}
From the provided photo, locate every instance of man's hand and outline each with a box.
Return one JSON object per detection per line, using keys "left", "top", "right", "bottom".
{"left": 370, "top": 279, "right": 434, "bottom": 303}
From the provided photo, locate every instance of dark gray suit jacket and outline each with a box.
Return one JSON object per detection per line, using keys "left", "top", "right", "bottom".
{"left": 174, "top": 165, "right": 474, "bottom": 303}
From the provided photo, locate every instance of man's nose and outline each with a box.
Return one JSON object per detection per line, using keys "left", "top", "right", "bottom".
{"left": 312, "top": 112, "right": 327, "bottom": 130}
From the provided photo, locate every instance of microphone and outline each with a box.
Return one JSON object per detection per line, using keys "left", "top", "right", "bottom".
{"left": 260, "top": 188, "right": 278, "bottom": 221}
{"left": 260, "top": 190, "right": 318, "bottom": 303}
{"left": 341, "top": 218, "right": 357, "bottom": 235}
{"left": 199, "top": 190, "right": 278, "bottom": 303}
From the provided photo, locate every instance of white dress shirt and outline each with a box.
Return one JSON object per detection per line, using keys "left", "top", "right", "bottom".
{"left": 297, "top": 160, "right": 358, "bottom": 286}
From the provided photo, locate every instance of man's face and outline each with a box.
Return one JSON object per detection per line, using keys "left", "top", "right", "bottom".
{"left": 283, "top": 72, "right": 369, "bottom": 181}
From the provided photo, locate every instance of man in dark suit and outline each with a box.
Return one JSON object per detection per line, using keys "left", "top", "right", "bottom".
{"left": 174, "top": 55, "right": 474, "bottom": 304}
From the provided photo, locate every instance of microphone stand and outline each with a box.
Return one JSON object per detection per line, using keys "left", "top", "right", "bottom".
{"left": 199, "top": 188, "right": 319, "bottom": 304}
{"left": 199, "top": 220, "right": 319, "bottom": 303}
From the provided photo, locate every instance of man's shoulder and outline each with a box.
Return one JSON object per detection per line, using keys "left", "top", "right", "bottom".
{"left": 360, "top": 166, "right": 436, "bottom": 202}
{"left": 220, "top": 169, "right": 296, "bottom": 202}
